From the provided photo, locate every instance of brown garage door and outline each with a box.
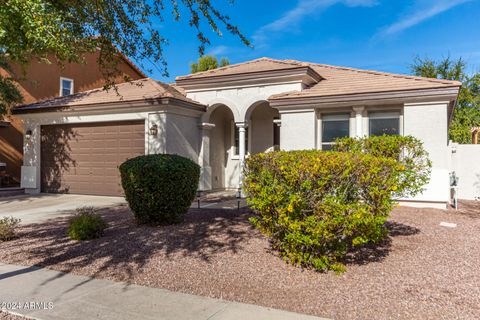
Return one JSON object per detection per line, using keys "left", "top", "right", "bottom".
{"left": 41, "top": 120, "right": 145, "bottom": 196}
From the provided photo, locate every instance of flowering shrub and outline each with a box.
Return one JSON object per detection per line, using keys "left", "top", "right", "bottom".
{"left": 334, "top": 135, "right": 431, "bottom": 198}
{"left": 0, "top": 216, "right": 21, "bottom": 241}
{"left": 244, "top": 150, "right": 404, "bottom": 273}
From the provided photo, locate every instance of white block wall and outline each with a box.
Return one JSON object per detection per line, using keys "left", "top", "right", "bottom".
{"left": 450, "top": 144, "right": 480, "bottom": 200}
{"left": 403, "top": 102, "right": 450, "bottom": 205}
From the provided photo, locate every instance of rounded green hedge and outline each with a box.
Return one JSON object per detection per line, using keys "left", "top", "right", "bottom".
{"left": 119, "top": 154, "right": 200, "bottom": 225}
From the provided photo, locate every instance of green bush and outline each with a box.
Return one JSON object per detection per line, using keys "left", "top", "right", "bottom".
{"left": 0, "top": 216, "right": 21, "bottom": 241}
{"left": 68, "top": 207, "right": 107, "bottom": 240}
{"left": 244, "top": 150, "right": 403, "bottom": 273}
{"left": 334, "top": 135, "right": 432, "bottom": 198}
{"left": 119, "top": 154, "right": 200, "bottom": 225}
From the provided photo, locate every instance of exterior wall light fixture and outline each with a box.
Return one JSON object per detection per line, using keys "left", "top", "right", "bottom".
{"left": 25, "top": 129, "right": 33, "bottom": 140}
{"left": 149, "top": 124, "right": 158, "bottom": 136}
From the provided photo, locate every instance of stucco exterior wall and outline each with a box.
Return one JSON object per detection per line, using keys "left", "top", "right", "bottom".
{"left": 17, "top": 105, "right": 202, "bottom": 194}
{"left": 279, "top": 110, "right": 317, "bottom": 150}
{"left": 185, "top": 81, "right": 302, "bottom": 191}
{"left": 210, "top": 108, "right": 228, "bottom": 190}
{"left": 450, "top": 144, "right": 480, "bottom": 200}
{"left": 8, "top": 52, "right": 145, "bottom": 105}
{"left": 249, "top": 102, "right": 279, "bottom": 154}
{"left": 275, "top": 101, "right": 449, "bottom": 208}
{"left": 0, "top": 115, "right": 23, "bottom": 184}
{"left": 186, "top": 82, "right": 302, "bottom": 123}
{"left": 208, "top": 106, "right": 239, "bottom": 189}
{"left": 403, "top": 101, "right": 450, "bottom": 206}
{"left": 225, "top": 128, "right": 240, "bottom": 189}
{"left": 164, "top": 112, "right": 201, "bottom": 162}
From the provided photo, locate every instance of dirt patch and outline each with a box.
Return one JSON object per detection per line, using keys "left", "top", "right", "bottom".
{"left": 0, "top": 202, "right": 479, "bottom": 320}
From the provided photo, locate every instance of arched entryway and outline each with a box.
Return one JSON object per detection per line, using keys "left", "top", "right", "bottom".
{"left": 199, "top": 100, "right": 281, "bottom": 193}
{"left": 246, "top": 101, "right": 280, "bottom": 155}
{"left": 208, "top": 104, "right": 238, "bottom": 190}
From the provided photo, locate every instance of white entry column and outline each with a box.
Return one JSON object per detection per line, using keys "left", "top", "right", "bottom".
{"left": 353, "top": 106, "right": 365, "bottom": 137}
{"left": 21, "top": 122, "right": 41, "bottom": 194}
{"left": 237, "top": 122, "right": 247, "bottom": 196}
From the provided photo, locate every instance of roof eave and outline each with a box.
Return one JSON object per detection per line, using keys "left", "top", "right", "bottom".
{"left": 176, "top": 66, "right": 322, "bottom": 90}
{"left": 12, "top": 96, "right": 206, "bottom": 115}
{"left": 269, "top": 86, "right": 461, "bottom": 108}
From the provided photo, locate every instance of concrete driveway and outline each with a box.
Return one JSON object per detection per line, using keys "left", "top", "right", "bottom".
{"left": 0, "top": 194, "right": 126, "bottom": 225}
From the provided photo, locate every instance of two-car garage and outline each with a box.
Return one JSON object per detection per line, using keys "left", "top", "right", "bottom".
{"left": 40, "top": 121, "right": 145, "bottom": 196}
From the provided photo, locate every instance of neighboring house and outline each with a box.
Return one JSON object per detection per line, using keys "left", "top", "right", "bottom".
{"left": 0, "top": 51, "right": 146, "bottom": 185}
{"left": 13, "top": 58, "right": 461, "bottom": 208}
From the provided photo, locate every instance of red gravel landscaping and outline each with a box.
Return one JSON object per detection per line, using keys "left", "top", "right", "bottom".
{"left": 0, "top": 202, "right": 479, "bottom": 320}
{"left": 0, "top": 311, "right": 26, "bottom": 320}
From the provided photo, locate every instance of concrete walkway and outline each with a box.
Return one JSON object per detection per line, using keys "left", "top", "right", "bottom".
{"left": 0, "top": 263, "right": 325, "bottom": 320}
{"left": 0, "top": 192, "right": 248, "bottom": 225}
{"left": 0, "top": 194, "right": 125, "bottom": 225}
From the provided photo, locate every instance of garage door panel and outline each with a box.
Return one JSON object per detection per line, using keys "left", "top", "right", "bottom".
{"left": 118, "top": 139, "right": 139, "bottom": 148}
{"left": 75, "top": 140, "right": 95, "bottom": 147}
{"left": 91, "top": 168, "right": 117, "bottom": 176}
{"left": 70, "top": 168, "right": 90, "bottom": 176}
{"left": 117, "top": 154, "right": 139, "bottom": 162}
{"left": 41, "top": 120, "right": 145, "bottom": 196}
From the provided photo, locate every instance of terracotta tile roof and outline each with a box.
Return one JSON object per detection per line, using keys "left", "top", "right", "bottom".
{"left": 175, "top": 57, "right": 312, "bottom": 80}
{"left": 270, "top": 60, "right": 461, "bottom": 99}
{"left": 175, "top": 57, "right": 461, "bottom": 98}
{"left": 14, "top": 78, "right": 204, "bottom": 111}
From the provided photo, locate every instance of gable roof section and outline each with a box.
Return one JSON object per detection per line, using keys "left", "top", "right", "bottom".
{"left": 270, "top": 61, "right": 461, "bottom": 100}
{"left": 13, "top": 78, "right": 205, "bottom": 114}
{"left": 175, "top": 58, "right": 322, "bottom": 88}
{"left": 176, "top": 57, "right": 313, "bottom": 80}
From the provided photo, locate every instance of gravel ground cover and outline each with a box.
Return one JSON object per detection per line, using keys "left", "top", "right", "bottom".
{"left": 0, "top": 311, "right": 27, "bottom": 320}
{"left": 0, "top": 202, "right": 479, "bottom": 320}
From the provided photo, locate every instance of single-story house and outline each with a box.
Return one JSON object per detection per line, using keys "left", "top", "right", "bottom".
{"left": 13, "top": 58, "right": 461, "bottom": 208}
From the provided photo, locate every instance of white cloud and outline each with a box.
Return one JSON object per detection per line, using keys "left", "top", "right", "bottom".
{"left": 253, "top": 0, "right": 377, "bottom": 46}
{"left": 207, "top": 45, "right": 229, "bottom": 56}
{"left": 376, "top": 0, "right": 472, "bottom": 38}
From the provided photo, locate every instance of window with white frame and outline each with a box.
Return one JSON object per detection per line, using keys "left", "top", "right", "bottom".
{"left": 232, "top": 122, "right": 248, "bottom": 156}
{"left": 369, "top": 111, "right": 400, "bottom": 136}
{"left": 321, "top": 113, "right": 350, "bottom": 150}
{"left": 60, "top": 78, "right": 74, "bottom": 96}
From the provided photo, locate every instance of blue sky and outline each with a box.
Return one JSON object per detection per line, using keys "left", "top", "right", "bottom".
{"left": 143, "top": 0, "right": 480, "bottom": 82}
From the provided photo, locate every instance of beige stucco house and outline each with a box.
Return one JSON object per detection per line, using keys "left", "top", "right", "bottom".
{"left": 13, "top": 58, "right": 461, "bottom": 208}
